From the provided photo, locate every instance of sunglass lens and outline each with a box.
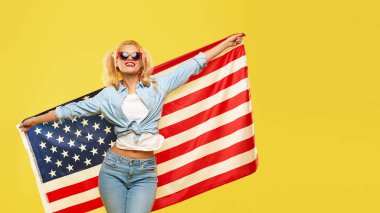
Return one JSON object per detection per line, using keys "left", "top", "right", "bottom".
{"left": 120, "top": 52, "right": 129, "bottom": 60}
{"left": 131, "top": 52, "right": 141, "bottom": 60}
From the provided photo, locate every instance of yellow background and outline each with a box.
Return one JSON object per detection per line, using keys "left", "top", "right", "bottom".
{"left": 1, "top": 0, "right": 379, "bottom": 212}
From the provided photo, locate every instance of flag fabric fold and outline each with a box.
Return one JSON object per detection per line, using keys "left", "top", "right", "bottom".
{"left": 16, "top": 34, "right": 258, "bottom": 213}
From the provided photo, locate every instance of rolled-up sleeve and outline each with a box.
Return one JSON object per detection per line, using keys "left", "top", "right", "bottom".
{"left": 156, "top": 52, "right": 207, "bottom": 93}
{"left": 55, "top": 88, "right": 104, "bottom": 121}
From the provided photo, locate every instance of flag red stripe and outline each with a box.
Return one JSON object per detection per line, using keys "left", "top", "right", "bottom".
{"left": 157, "top": 135, "right": 255, "bottom": 186}
{"left": 154, "top": 45, "right": 245, "bottom": 91}
{"left": 51, "top": 155, "right": 257, "bottom": 213}
{"left": 162, "top": 65, "right": 248, "bottom": 116}
{"left": 152, "top": 33, "right": 243, "bottom": 74}
{"left": 160, "top": 87, "right": 250, "bottom": 139}
{"left": 186, "top": 46, "right": 245, "bottom": 83}
{"left": 157, "top": 111, "right": 253, "bottom": 164}
{"left": 45, "top": 113, "right": 253, "bottom": 203}
{"left": 47, "top": 176, "right": 98, "bottom": 203}
{"left": 53, "top": 197, "right": 103, "bottom": 213}
{"left": 187, "top": 45, "right": 246, "bottom": 82}
{"left": 152, "top": 155, "right": 258, "bottom": 211}
{"left": 46, "top": 113, "right": 252, "bottom": 203}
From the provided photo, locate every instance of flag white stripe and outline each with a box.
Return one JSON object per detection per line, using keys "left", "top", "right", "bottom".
{"left": 157, "top": 101, "right": 252, "bottom": 152}
{"left": 44, "top": 102, "right": 252, "bottom": 192}
{"left": 44, "top": 165, "right": 101, "bottom": 192}
{"left": 48, "top": 147, "right": 257, "bottom": 211}
{"left": 164, "top": 55, "right": 247, "bottom": 103}
{"left": 156, "top": 147, "right": 257, "bottom": 199}
{"left": 158, "top": 124, "right": 255, "bottom": 175}
{"left": 159, "top": 78, "right": 249, "bottom": 128}
{"left": 50, "top": 188, "right": 99, "bottom": 212}
{"left": 44, "top": 124, "right": 254, "bottom": 195}
{"left": 44, "top": 99, "right": 252, "bottom": 192}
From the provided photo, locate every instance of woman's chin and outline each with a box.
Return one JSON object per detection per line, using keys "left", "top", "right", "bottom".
{"left": 120, "top": 68, "right": 140, "bottom": 75}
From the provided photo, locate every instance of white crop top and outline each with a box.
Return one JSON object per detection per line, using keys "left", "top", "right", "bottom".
{"left": 115, "top": 93, "right": 165, "bottom": 151}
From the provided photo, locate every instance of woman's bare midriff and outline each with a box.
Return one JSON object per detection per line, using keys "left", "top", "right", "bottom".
{"left": 111, "top": 145, "right": 155, "bottom": 159}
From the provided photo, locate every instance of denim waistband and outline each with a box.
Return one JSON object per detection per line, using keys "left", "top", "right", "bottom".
{"left": 106, "top": 148, "right": 156, "bottom": 163}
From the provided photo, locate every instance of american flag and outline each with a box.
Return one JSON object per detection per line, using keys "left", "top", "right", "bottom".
{"left": 16, "top": 33, "right": 258, "bottom": 212}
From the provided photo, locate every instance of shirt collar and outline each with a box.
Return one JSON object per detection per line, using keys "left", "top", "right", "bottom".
{"left": 118, "top": 79, "right": 144, "bottom": 93}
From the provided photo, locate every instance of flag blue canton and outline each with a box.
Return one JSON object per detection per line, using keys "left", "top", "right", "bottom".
{"left": 26, "top": 92, "right": 117, "bottom": 183}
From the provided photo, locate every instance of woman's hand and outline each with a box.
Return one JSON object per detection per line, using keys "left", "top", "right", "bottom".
{"left": 19, "top": 117, "right": 37, "bottom": 133}
{"left": 223, "top": 33, "right": 245, "bottom": 48}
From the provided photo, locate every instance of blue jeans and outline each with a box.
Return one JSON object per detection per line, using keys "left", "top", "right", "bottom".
{"left": 98, "top": 149, "right": 158, "bottom": 213}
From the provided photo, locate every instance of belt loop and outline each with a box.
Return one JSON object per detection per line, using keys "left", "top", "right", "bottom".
{"left": 130, "top": 159, "right": 135, "bottom": 166}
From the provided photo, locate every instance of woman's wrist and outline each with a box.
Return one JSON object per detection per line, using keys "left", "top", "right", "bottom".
{"left": 221, "top": 40, "right": 230, "bottom": 49}
{"left": 31, "top": 116, "right": 39, "bottom": 125}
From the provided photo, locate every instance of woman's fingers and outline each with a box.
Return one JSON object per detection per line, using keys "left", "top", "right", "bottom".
{"left": 18, "top": 120, "right": 31, "bottom": 132}
{"left": 234, "top": 33, "right": 244, "bottom": 39}
{"left": 19, "top": 123, "right": 25, "bottom": 131}
{"left": 233, "top": 34, "right": 244, "bottom": 44}
{"left": 21, "top": 126, "right": 30, "bottom": 132}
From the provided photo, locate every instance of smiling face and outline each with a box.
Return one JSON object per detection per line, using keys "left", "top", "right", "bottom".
{"left": 116, "top": 44, "right": 143, "bottom": 75}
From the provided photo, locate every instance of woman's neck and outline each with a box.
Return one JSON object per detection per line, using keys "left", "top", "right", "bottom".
{"left": 122, "top": 75, "right": 140, "bottom": 94}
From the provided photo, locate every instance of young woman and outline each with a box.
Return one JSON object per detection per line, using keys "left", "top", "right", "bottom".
{"left": 19, "top": 33, "right": 244, "bottom": 213}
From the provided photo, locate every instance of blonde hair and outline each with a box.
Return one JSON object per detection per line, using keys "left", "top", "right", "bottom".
{"left": 102, "top": 40, "right": 158, "bottom": 91}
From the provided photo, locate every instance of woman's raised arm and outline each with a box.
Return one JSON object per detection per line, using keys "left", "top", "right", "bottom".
{"left": 203, "top": 33, "right": 245, "bottom": 62}
{"left": 18, "top": 88, "right": 106, "bottom": 133}
{"left": 155, "top": 33, "right": 245, "bottom": 94}
{"left": 18, "top": 110, "right": 58, "bottom": 133}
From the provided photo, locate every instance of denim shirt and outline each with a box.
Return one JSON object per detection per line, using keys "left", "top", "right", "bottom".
{"left": 55, "top": 52, "right": 207, "bottom": 141}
